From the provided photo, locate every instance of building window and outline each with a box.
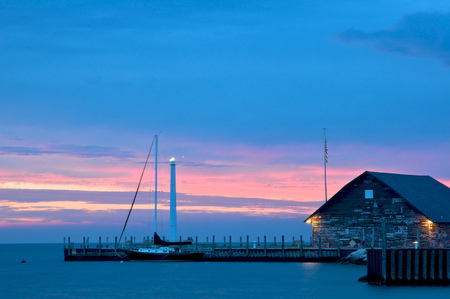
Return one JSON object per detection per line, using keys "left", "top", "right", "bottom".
{"left": 365, "top": 190, "right": 373, "bottom": 199}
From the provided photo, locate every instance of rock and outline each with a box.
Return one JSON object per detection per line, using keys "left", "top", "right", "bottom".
{"left": 358, "top": 275, "right": 368, "bottom": 282}
{"left": 337, "top": 249, "right": 367, "bottom": 265}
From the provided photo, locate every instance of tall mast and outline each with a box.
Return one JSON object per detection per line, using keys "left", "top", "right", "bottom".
{"left": 154, "top": 134, "right": 158, "bottom": 233}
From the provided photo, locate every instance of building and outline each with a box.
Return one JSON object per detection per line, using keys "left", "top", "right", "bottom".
{"left": 304, "top": 171, "right": 450, "bottom": 249}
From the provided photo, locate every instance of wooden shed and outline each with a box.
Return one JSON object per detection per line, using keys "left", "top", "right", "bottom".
{"left": 304, "top": 171, "right": 450, "bottom": 249}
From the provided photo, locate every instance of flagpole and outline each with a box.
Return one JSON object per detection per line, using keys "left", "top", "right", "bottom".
{"left": 324, "top": 128, "right": 328, "bottom": 202}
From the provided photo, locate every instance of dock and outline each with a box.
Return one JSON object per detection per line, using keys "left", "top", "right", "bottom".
{"left": 367, "top": 248, "right": 450, "bottom": 285}
{"left": 64, "top": 235, "right": 357, "bottom": 262}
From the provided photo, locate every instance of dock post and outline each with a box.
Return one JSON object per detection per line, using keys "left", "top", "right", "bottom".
{"left": 300, "top": 235, "right": 303, "bottom": 257}
{"left": 430, "top": 250, "right": 435, "bottom": 280}
{"left": 83, "top": 237, "right": 86, "bottom": 256}
{"left": 207, "top": 236, "right": 209, "bottom": 244}
{"left": 447, "top": 252, "right": 450, "bottom": 280}
{"left": 229, "top": 236, "right": 232, "bottom": 257}
{"left": 68, "top": 237, "right": 71, "bottom": 256}
{"left": 338, "top": 236, "right": 341, "bottom": 258}
{"left": 195, "top": 236, "right": 198, "bottom": 252}
{"left": 212, "top": 235, "right": 215, "bottom": 256}
{"left": 264, "top": 236, "right": 267, "bottom": 257}
{"left": 246, "top": 235, "right": 249, "bottom": 257}
{"left": 274, "top": 236, "right": 276, "bottom": 246}
{"left": 382, "top": 219, "right": 387, "bottom": 284}
{"left": 282, "top": 235, "right": 285, "bottom": 257}
{"left": 258, "top": 236, "right": 260, "bottom": 246}
{"left": 106, "top": 237, "right": 109, "bottom": 248}
{"left": 423, "top": 250, "right": 428, "bottom": 281}
{"left": 318, "top": 236, "right": 322, "bottom": 257}
{"left": 64, "top": 237, "right": 66, "bottom": 249}
{"left": 240, "top": 236, "right": 242, "bottom": 247}
{"left": 99, "top": 236, "right": 102, "bottom": 256}
{"left": 130, "top": 236, "right": 133, "bottom": 249}
{"left": 292, "top": 236, "right": 295, "bottom": 247}
{"left": 224, "top": 236, "right": 226, "bottom": 247}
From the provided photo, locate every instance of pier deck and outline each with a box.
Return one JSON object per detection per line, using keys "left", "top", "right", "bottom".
{"left": 63, "top": 235, "right": 356, "bottom": 262}
{"left": 64, "top": 247, "right": 356, "bottom": 262}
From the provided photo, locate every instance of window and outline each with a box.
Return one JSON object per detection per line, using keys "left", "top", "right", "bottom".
{"left": 365, "top": 190, "right": 373, "bottom": 199}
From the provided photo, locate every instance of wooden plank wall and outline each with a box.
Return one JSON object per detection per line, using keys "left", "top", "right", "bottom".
{"left": 368, "top": 249, "right": 450, "bottom": 285}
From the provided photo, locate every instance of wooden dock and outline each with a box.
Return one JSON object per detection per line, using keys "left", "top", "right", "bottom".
{"left": 63, "top": 235, "right": 356, "bottom": 262}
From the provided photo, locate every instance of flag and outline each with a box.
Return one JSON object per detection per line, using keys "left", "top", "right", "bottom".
{"left": 325, "top": 138, "right": 328, "bottom": 163}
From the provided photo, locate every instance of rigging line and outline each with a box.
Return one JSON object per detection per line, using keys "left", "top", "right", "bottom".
{"left": 118, "top": 136, "right": 155, "bottom": 245}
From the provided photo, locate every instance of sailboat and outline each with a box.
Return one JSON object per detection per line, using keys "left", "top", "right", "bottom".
{"left": 119, "top": 135, "right": 204, "bottom": 261}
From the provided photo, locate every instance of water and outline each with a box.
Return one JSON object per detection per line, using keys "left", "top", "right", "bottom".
{"left": 0, "top": 244, "right": 448, "bottom": 298}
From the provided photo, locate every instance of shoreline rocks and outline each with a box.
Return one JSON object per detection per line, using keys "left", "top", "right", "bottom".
{"left": 336, "top": 248, "right": 367, "bottom": 265}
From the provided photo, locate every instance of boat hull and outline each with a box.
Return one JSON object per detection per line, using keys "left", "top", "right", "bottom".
{"left": 122, "top": 249, "right": 204, "bottom": 261}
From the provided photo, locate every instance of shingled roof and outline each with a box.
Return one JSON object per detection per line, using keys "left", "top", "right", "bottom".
{"left": 305, "top": 171, "right": 450, "bottom": 223}
{"left": 368, "top": 171, "right": 450, "bottom": 223}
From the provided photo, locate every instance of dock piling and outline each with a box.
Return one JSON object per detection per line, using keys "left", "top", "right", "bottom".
{"left": 319, "top": 236, "right": 322, "bottom": 257}
{"left": 300, "top": 235, "right": 303, "bottom": 256}
{"left": 246, "top": 235, "right": 249, "bottom": 257}
{"left": 264, "top": 236, "right": 267, "bottom": 257}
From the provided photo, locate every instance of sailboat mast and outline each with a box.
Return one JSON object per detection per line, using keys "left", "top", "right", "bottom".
{"left": 154, "top": 134, "right": 158, "bottom": 233}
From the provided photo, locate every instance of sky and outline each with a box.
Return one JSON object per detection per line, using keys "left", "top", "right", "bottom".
{"left": 1, "top": 0, "right": 450, "bottom": 243}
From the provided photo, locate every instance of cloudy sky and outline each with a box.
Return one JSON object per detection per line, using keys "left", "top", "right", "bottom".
{"left": 1, "top": 1, "right": 449, "bottom": 243}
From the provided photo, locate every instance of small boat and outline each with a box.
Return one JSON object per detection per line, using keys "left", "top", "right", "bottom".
{"left": 118, "top": 135, "right": 204, "bottom": 261}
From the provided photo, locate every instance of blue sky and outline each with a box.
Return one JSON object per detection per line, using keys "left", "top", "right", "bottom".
{"left": 1, "top": 1, "right": 450, "bottom": 243}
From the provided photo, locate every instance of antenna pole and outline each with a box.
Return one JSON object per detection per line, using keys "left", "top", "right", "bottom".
{"left": 154, "top": 134, "right": 158, "bottom": 233}
{"left": 324, "top": 128, "right": 328, "bottom": 202}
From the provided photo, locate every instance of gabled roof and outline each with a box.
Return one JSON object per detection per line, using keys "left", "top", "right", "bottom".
{"left": 305, "top": 171, "right": 450, "bottom": 223}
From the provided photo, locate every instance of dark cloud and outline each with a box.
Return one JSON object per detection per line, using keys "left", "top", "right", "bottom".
{"left": 0, "top": 189, "right": 315, "bottom": 242}
{"left": 337, "top": 11, "right": 450, "bottom": 66}
{"left": 178, "top": 161, "right": 231, "bottom": 168}
{"left": 0, "top": 189, "right": 320, "bottom": 210}
{"left": 0, "top": 144, "right": 135, "bottom": 159}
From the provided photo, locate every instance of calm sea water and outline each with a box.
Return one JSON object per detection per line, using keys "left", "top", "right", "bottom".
{"left": 0, "top": 244, "right": 448, "bottom": 298}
